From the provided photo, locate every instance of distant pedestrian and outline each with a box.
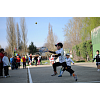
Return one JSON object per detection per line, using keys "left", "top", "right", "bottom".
{"left": 17, "top": 56, "right": 20, "bottom": 68}
{"left": 21, "top": 58, "right": 23, "bottom": 66}
{"left": 2, "top": 52, "right": 10, "bottom": 78}
{"left": 93, "top": 50, "right": 100, "bottom": 71}
{"left": 32, "top": 56, "right": 34, "bottom": 64}
{"left": 12, "top": 56, "right": 17, "bottom": 70}
{"left": 22, "top": 55, "right": 26, "bottom": 69}
{"left": 30, "top": 54, "right": 32, "bottom": 61}
{"left": 29, "top": 56, "right": 32, "bottom": 66}
{"left": 10, "top": 56, "right": 14, "bottom": 70}
{"left": 39, "top": 55, "right": 42, "bottom": 65}
{"left": 14, "top": 56, "right": 18, "bottom": 69}
{"left": 0, "top": 48, "right": 4, "bottom": 77}
{"left": 34, "top": 55, "right": 38, "bottom": 66}
{"left": 51, "top": 54, "right": 55, "bottom": 65}
{"left": 12, "top": 57, "right": 15, "bottom": 69}
{"left": 26, "top": 55, "right": 28, "bottom": 65}
{"left": 38, "top": 56, "right": 40, "bottom": 65}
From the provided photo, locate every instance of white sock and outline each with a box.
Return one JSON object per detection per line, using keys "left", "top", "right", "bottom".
{"left": 61, "top": 71, "right": 64, "bottom": 75}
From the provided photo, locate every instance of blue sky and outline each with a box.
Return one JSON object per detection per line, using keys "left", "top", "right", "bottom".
{"left": 0, "top": 17, "right": 72, "bottom": 48}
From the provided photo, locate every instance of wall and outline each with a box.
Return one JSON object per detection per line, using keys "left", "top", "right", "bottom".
{"left": 91, "top": 26, "right": 100, "bottom": 58}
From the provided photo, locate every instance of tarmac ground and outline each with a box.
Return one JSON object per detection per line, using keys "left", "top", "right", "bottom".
{"left": 0, "top": 62, "right": 100, "bottom": 83}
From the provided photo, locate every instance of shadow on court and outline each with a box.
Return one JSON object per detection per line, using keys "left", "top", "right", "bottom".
{"left": 29, "top": 63, "right": 100, "bottom": 83}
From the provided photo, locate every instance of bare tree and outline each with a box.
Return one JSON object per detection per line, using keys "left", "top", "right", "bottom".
{"left": 45, "top": 23, "right": 58, "bottom": 51}
{"left": 6, "top": 17, "right": 17, "bottom": 56}
{"left": 43, "top": 23, "right": 58, "bottom": 59}
{"left": 5, "top": 46, "right": 12, "bottom": 59}
{"left": 20, "top": 17, "right": 28, "bottom": 55}
{"left": 16, "top": 23, "right": 21, "bottom": 50}
{"left": 63, "top": 17, "right": 84, "bottom": 50}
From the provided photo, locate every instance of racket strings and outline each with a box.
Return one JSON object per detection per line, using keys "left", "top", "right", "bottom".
{"left": 39, "top": 47, "right": 48, "bottom": 52}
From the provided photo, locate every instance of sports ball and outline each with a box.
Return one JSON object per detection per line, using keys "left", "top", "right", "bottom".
{"left": 35, "top": 22, "right": 37, "bottom": 24}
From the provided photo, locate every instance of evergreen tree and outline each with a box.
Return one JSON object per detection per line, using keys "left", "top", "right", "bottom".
{"left": 28, "top": 42, "right": 37, "bottom": 55}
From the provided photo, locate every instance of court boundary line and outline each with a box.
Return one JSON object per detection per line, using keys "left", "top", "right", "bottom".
{"left": 28, "top": 66, "right": 33, "bottom": 83}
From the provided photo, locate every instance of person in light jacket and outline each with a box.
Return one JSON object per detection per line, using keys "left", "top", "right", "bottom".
{"left": 2, "top": 52, "right": 10, "bottom": 78}
{"left": 65, "top": 54, "right": 74, "bottom": 76}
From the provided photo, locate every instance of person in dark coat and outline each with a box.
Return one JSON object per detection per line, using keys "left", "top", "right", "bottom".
{"left": 34, "top": 55, "right": 38, "bottom": 66}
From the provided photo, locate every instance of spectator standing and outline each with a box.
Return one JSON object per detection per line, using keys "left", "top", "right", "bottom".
{"left": 34, "top": 55, "right": 38, "bottom": 66}
{"left": 29, "top": 54, "right": 32, "bottom": 66}
{"left": 21, "top": 58, "right": 23, "bottom": 66}
{"left": 29, "top": 56, "right": 32, "bottom": 66}
{"left": 26, "top": 55, "right": 28, "bottom": 65}
{"left": 17, "top": 56, "right": 20, "bottom": 68}
{"left": 0, "top": 48, "right": 4, "bottom": 77}
{"left": 32, "top": 56, "right": 34, "bottom": 65}
{"left": 10, "top": 56, "right": 14, "bottom": 70}
{"left": 14, "top": 56, "right": 18, "bottom": 69}
{"left": 2, "top": 52, "right": 10, "bottom": 78}
{"left": 12, "top": 57, "right": 15, "bottom": 69}
{"left": 38, "top": 56, "right": 40, "bottom": 65}
{"left": 39, "top": 55, "right": 42, "bottom": 65}
{"left": 12, "top": 56, "right": 17, "bottom": 70}
{"left": 30, "top": 54, "right": 32, "bottom": 61}
{"left": 22, "top": 55, "right": 26, "bottom": 69}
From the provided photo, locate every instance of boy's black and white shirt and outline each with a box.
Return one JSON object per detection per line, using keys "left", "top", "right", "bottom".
{"left": 93, "top": 54, "right": 100, "bottom": 65}
{"left": 55, "top": 48, "right": 65, "bottom": 63}
{"left": 49, "top": 48, "right": 66, "bottom": 63}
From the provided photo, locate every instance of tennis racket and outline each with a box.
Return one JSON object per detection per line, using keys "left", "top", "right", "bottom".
{"left": 39, "top": 47, "right": 48, "bottom": 53}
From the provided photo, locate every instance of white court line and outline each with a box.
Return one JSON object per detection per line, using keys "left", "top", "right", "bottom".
{"left": 28, "top": 66, "right": 33, "bottom": 83}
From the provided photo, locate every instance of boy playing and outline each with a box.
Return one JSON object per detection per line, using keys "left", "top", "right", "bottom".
{"left": 92, "top": 50, "right": 100, "bottom": 71}
{"left": 48, "top": 42, "right": 77, "bottom": 81}
{"left": 64, "top": 54, "right": 74, "bottom": 76}
{"left": 0, "top": 48, "right": 4, "bottom": 77}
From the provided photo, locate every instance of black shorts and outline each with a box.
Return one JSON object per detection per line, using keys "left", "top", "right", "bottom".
{"left": 53, "top": 62, "right": 74, "bottom": 74}
{"left": 96, "top": 62, "right": 100, "bottom": 66}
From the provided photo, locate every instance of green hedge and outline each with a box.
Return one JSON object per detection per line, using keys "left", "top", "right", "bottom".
{"left": 72, "top": 40, "right": 93, "bottom": 61}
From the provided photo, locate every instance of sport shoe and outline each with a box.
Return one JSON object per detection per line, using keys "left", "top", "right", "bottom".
{"left": 58, "top": 75, "right": 62, "bottom": 77}
{"left": 51, "top": 73, "right": 57, "bottom": 76}
{"left": 5, "top": 76, "right": 7, "bottom": 78}
{"left": 74, "top": 75, "right": 77, "bottom": 81}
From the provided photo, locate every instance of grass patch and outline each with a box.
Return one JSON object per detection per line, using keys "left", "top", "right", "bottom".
{"left": 41, "top": 60, "right": 50, "bottom": 65}
{"left": 73, "top": 60, "right": 85, "bottom": 63}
